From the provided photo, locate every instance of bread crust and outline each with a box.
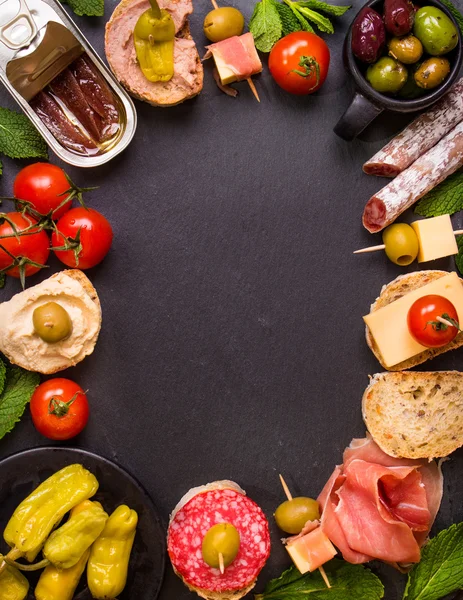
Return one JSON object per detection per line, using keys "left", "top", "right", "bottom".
{"left": 363, "top": 371, "right": 463, "bottom": 459}
{"left": 365, "top": 270, "right": 463, "bottom": 370}
{"left": 1, "top": 270, "right": 101, "bottom": 374}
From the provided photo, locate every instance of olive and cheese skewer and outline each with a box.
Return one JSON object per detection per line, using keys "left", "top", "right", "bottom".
{"left": 275, "top": 475, "right": 334, "bottom": 588}
{"left": 354, "top": 215, "right": 463, "bottom": 265}
{"left": 203, "top": 0, "right": 262, "bottom": 101}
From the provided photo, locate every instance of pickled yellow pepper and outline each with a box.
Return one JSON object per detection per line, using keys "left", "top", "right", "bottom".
{"left": 87, "top": 505, "right": 138, "bottom": 600}
{"left": 133, "top": 0, "right": 175, "bottom": 82}
{"left": 2, "top": 464, "right": 98, "bottom": 567}
{"left": 35, "top": 547, "right": 91, "bottom": 600}
{"left": 43, "top": 500, "right": 108, "bottom": 570}
{"left": 0, "top": 565, "right": 29, "bottom": 600}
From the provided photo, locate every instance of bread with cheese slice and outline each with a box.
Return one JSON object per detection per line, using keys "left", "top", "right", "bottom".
{"left": 363, "top": 371, "right": 463, "bottom": 459}
{"left": 366, "top": 270, "right": 463, "bottom": 371}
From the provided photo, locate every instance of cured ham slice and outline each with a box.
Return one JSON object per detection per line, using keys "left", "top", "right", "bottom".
{"left": 204, "top": 33, "right": 262, "bottom": 84}
{"left": 363, "top": 78, "right": 463, "bottom": 177}
{"left": 316, "top": 436, "right": 443, "bottom": 566}
{"left": 363, "top": 121, "right": 463, "bottom": 233}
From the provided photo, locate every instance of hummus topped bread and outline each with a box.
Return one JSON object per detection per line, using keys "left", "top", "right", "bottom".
{"left": 105, "top": 0, "right": 203, "bottom": 106}
{"left": 0, "top": 270, "right": 101, "bottom": 374}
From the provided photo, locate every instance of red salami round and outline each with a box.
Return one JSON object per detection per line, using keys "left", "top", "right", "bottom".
{"left": 168, "top": 486, "right": 270, "bottom": 593}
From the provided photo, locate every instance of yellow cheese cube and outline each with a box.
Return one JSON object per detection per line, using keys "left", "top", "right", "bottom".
{"left": 411, "top": 215, "right": 458, "bottom": 263}
{"left": 364, "top": 272, "right": 463, "bottom": 368}
{"left": 212, "top": 53, "right": 237, "bottom": 85}
{"left": 286, "top": 527, "right": 337, "bottom": 574}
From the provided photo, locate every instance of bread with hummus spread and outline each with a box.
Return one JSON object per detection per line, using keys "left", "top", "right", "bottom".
{"left": 0, "top": 270, "right": 101, "bottom": 374}
{"left": 105, "top": 0, "right": 203, "bottom": 106}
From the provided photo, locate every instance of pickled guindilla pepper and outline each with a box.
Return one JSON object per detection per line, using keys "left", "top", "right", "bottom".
{"left": 133, "top": 0, "right": 175, "bottom": 82}
{"left": 87, "top": 505, "right": 138, "bottom": 599}
{"left": 3, "top": 464, "right": 98, "bottom": 567}
{"left": 0, "top": 565, "right": 29, "bottom": 600}
{"left": 35, "top": 547, "right": 91, "bottom": 600}
{"left": 43, "top": 500, "right": 108, "bottom": 570}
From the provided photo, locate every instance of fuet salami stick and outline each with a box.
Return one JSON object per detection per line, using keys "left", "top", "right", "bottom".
{"left": 363, "top": 121, "right": 463, "bottom": 233}
{"left": 363, "top": 78, "right": 463, "bottom": 178}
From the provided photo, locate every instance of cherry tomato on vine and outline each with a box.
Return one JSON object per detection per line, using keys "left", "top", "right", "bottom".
{"left": 269, "top": 32, "right": 330, "bottom": 95}
{"left": 14, "top": 163, "right": 73, "bottom": 219}
{"left": 407, "top": 295, "right": 460, "bottom": 348}
{"left": 51, "top": 207, "right": 113, "bottom": 269}
{"left": 30, "top": 378, "right": 89, "bottom": 440}
{"left": 0, "top": 212, "right": 50, "bottom": 279}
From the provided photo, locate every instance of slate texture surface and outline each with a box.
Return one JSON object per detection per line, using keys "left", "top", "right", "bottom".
{"left": 0, "top": 0, "right": 462, "bottom": 597}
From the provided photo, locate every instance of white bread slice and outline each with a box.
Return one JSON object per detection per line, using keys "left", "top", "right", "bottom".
{"left": 168, "top": 481, "right": 257, "bottom": 600}
{"left": 363, "top": 371, "right": 463, "bottom": 459}
{"left": 366, "top": 270, "right": 463, "bottom": 370}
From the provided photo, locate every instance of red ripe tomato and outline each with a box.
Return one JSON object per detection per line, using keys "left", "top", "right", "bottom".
{"left": 14, "top": 163, "right": 73, "bottom": 220}
{"left": 51, "top": 207, "right": 113, "bottom": 269}
{"left": 269, "top": 32, "right": 330, "bottom": 95}
{"left": 30, "top": 378, "right": 89, "bottom": 440}
{"left": 407, "top": 295, "right": 460, "bottom": 348}
{"left": 0, "top": 212, "right": 50, "bottom": 278}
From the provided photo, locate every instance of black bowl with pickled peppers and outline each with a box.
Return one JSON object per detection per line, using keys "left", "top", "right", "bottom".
{"left": 334, "top": 0, "right": 462, "bottom": 140}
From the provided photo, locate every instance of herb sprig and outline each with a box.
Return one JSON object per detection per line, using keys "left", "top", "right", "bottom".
{"left": 250, "top": 0, "right": 351, "bottom": 52}
{"left": 0, "top": 107, "right": 47, "bottom": 174}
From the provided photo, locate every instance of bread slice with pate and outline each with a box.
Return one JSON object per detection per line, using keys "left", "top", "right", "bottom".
{"left": 363, "top": 371, "right": 463, "bottom": 459}
{"left": 366, "top": 270, "right": 463, "bottom": 370}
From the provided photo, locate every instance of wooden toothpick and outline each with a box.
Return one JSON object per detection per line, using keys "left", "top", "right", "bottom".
{"left": 353, "top": 244, "right": 386, "bottom": 254}
{"left": 279, "top": 474, "right": 331, "bottom": 589}
{"left": 210, "top": 0, "right": 260, "bottom": 102}
{"left": 436, "top": 316, "right": 458, "bottom": 328}
{"left": 219, "top": 552, "right": 225, "bottom": 574}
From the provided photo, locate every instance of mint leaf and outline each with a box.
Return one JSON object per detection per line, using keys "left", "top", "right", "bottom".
{"left": 0, "top": 107, "right": 47, "bottom": 161}
{"left": 403, "top": 522, "right": 463, "bottom": 600}
{"left": 284, "top": 0, "right": 315, "bottom": 31}
{"left": 439, "top": 0, "right": 463, "bottom": 34}
{"left": 0, "top": 357, "right": 6, "bottom": 396}
{"left": 276, "top": 3, "right": 303, "bottom": 35}
{"left": 255, "top": 560, "right": 384, "bottom": 600}
{"left": 0, "top": 365, "right": 39, "bottom": 440}
{"left": 250, "top": 0, "right": 282, "bottom": 52}
{"left": 455, "top": 233, "right": 463, "bottom": 277}
{"left": 415, "top": 169, "right": 463, "bottom": 217}
{"left": 297, "top": 5, "right": 334, "bottom": 32}
{"left": 296, "top": 0, "right": 351, "bottom": 17}
{"left": 60, "top": 0, "right": 104, "bottom": 17}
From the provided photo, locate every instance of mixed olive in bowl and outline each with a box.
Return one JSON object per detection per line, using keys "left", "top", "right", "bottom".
{"left": 352, "top": 0, "right": 459, "bottom": 96}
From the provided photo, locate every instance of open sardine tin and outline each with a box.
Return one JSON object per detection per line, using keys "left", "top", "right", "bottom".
{"left": 0, "top": 0, "right": 137, "bottom": 167}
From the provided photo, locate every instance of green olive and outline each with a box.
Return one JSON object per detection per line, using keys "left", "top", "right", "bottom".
{"left": 382, "top": 223, "right": 419, "bottom": 266}
{"left": 203, "top": 7, "right": 244, "bottom": 43}
{"left": 366, "top": 57, "right": 408, "bottom": 94}
{"left": 388, "top": 35, "right": 423, "bottom": 64}
{"left": 414, "top": 57, "right": 451, "bottom": 89}
{"left": 414, "top": 6, "right": 458, "bottom": 56}
{"left": 33, "top": 302, "right": 72, "bottom": 343}
{"left": 202, "top": 523, "right": 240, "bottom": 569}
{"left": 274, "top": 497, "right": 320, "bottom": 535}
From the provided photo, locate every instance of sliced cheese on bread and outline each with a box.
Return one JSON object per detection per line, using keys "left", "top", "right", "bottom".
{"left": 363, "top": 371, "right": 463, "bottom": 459}
{"left": 365, "top": 270, "right": 463, "bottom": 370}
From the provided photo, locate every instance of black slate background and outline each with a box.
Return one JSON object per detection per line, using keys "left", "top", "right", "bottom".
{"left": 0, "top": 0, "right": 463, "bottom": 597}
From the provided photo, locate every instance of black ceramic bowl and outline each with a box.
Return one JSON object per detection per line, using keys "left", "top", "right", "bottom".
{"left": 334, "top": 0, "right": 463, "bottom": 140}
{"left": 0, "top": 447, "right": 166, "bottom": 600}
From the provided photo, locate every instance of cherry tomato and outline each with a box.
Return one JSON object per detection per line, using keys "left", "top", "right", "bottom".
{"left": 30, "top": 378, "right": 89, "bottom": 440}
{"left": 0, "top": 212, "right": 50, "bottom": 278}
{"left": 14, "top": 163, "right": 73, "bottom": 219}
{"left": 407, "top": 295, "right": 460, "bottom": 348}
{"left": 269, "top": 32, "right": 330, "bottom": 95}
{"left": 51, "top": 207, "right": 113, "bottom": 269}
